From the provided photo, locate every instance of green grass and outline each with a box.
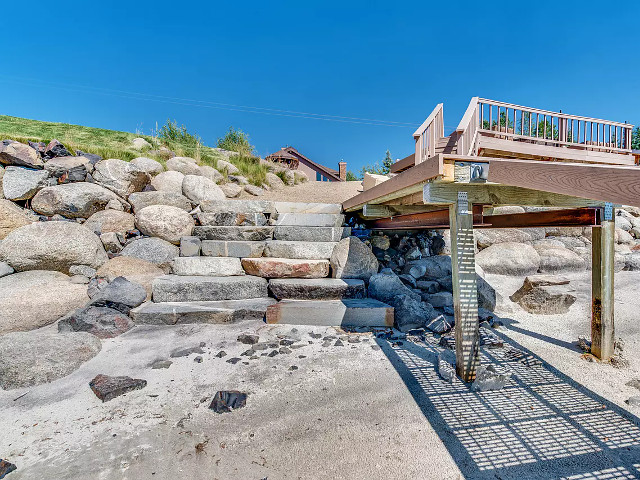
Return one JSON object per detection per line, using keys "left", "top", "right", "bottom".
{"left": 0, "top": 115, "right": 269, "bottom": 185}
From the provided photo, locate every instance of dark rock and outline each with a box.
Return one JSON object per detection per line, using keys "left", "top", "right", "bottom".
{"left": 510, "top": 275, "right": 576, "bottom": 314}
{"left": 216, "top": 351, "right": 227, "bottom": 358}
{"left": 170, "top": 345, "right": 205, "bottom": 358}
{"left": 194, "top": 356, "right": 203, "bottom": 363}
{"left": 58, "top": 306, "right": 134, "bottom": 339}
{"left": 237, "top": 333, "right": 259, "bottom": 344}
{"left": 347, "top": 336, "right": 360, "bottom": 343}
{"left": 626, "top": 378, "right": 640, "bottom": 390}
{"left": 279, "top": 347, "right": 292, "bottom": 354}
{"left": 0, "top": 459, "right": 17, "bottom": 478}
{"left": 87, "top": 276, "right": 109, "bottom": 298}
{"left": 268, "top": 349, "right": 279, "bottom": 357}
{"left": 426, "top": 314, "right": 454, "bottom": 334}
{"left": 151, "top": 359, "right": 172, "bottom": 369}
{"left": 471, "top": 365, "right": 512, "bottom": 392}
{"left": 209, "top": 390, "right": 247, "bottom": 413}
{"left": 626, "top": 396, "right": 640, "bottom": 408}
{"left": 309, "top": 332, "right": 322, "bottom": 339}
{"left": 289, "top": 365, "right": 298, "bottom": 371}
{"left": 437, "top": 351, "right": 456, "bottom": 383}
{"left": 29, "top": 141, "right": 46, "bottom": 156}
{"left": 371, "top": 344, "right": 381, "bottom": 351}
{"left": 226, "top": 357, "right": 241, "bottom": 364}
{"left": 89, "top": 374, "right": 147, "bottom": 402}
{"left": 89, "top": 276, "right": 147, "bottom": 314}
{"left": 279, "top": 339, "right": 295, "bottom": 346}
{"left": 334, "top": 339, "right": 344, "bottom": 346}
{"left": 43, "top": 139, "right": 71, "bottom": 159}
{"left": 75, "top": 150, "right": 103, "bottom": 165}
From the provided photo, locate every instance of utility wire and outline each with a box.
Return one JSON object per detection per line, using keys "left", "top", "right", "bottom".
{"left": 0, "top": 75, "right": 425, "bottom": 128}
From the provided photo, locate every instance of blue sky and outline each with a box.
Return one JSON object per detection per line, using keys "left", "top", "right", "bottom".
{"left": 1, "top": 0, "right": 638, "bottom": 174}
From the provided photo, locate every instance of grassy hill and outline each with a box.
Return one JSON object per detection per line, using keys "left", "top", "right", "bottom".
{"left": 0, "top": 115, "right": 267, "bottom": 185}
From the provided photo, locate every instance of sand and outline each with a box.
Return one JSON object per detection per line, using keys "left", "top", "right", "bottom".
{"left": 254, "top": 180, "right": 363, "bottom": 204}
{"left": 1, "top": 270, "right": 640, "bottom": 479}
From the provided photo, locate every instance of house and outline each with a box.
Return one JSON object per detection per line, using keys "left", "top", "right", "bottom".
{"left": 266, "top": 146, "right": 346, "bottom": 182}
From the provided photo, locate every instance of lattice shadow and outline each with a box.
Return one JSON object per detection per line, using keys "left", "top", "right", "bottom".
{"left": 378, "top": 330, "right": 640, "bottom": 479}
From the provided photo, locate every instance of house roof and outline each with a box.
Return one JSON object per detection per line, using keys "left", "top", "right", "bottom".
{"left": 266, "top": 148, "right": 298, "bottom": 162}
{"left": 267, "top": 146, "right": 343, "bottom": 181}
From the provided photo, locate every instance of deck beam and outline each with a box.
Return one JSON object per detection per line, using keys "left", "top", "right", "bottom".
{"left": 591, "top": 206, "right": 616, "bottom": 361}
{"left": 449, "top": 194, "right": 480, "bottom": 382}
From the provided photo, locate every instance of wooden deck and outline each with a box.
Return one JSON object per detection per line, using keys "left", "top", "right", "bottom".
{"left": 344, "top": 97, "right": 636, "bottom": 377}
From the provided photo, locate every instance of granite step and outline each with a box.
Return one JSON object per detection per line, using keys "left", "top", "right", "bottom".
{"left": 201, "top": 240, "right": 266, "bottom": 258}
{"left": 263, "top": 240, "right": 337, "bottom": 259}
{"left": 272, "top": 202, "right": 342, "bottom": 214}
{"left": 197, "top": 212, "right": 268, "bottom": 226}
{"left": 152, "top": 275, "right": 268, "bottom": 302}
{"left": 273, "top": 226, "right": 351, "bottom": 242}
{"left": 268, "top": 278, "right": 366, "bottom": 300}
{"left": 199, "top": 199, "right": 273, "bottom": 213}
{"left": 171, "top": 257, "right": 245, "bottom": 276}
{"left": 266, "top": 299, "right": 394, "bottom": 327}
{"left": 269, "top": 213, "right": 345, "bottom": 227}
{"left": 193, "top": 226, "right": 274, "bottom": 241}
{"left": 130, "top": 298, "right": 277, "bottom": 325}
{"left": 241, "top": 258, "right": 330, "bottom": 279}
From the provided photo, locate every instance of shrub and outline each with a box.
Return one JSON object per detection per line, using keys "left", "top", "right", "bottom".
{"left": 158, "top": 119, "right": 201, "bottom": 147}
{"left": 217, "top": 127, "right": 254, "bottom": 155}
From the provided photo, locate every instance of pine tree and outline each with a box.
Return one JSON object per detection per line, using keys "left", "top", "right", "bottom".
{"left": 382, "top": 149, "right": 393, "bottom": 174}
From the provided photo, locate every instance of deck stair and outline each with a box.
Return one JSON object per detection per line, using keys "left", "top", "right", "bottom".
{"left": 130, "top": 200, "right": 394, "bottom": 327}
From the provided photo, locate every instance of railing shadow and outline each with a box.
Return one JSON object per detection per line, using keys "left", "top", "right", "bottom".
{"left": 376, "top": 325, "right": 640, "bottom": 480}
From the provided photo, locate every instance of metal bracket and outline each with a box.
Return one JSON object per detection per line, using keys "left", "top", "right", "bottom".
{"left": 457, "top": 191, "right": 469, "bottom": 215}
{"left": 604, "top": 202, "right": 613, "bottom": 221}
{"left": 454, "top": 162, "right": 489, "bottom": 183}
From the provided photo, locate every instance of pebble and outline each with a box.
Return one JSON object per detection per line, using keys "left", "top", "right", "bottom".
{"left": 226, "top": 357, "right": 241, "bottom": 364}
{"left": 215, "top": 351, "right": 227, "bottom": 358}
{"left": 170, "top": 346, "right": 205, "bottom": 358}
{"left": 268, "top": 350, "right": 279, "bottom": 357}
{"left": 279, "top": 347, "right": 292, "bottom": 354}
{"left": 289, "top": 366, "right": 298, "bottom": 371}
{"left": 309, "top": 332, "right": 322, "bottom": 339}
{"left": 0, "top": 459, "right": 17, "bottom": 478}
{"left": 334, "top": 340, "right": 344, "bottom": 347}
{"left": 237, "top": 333, "right": 259, "bottom": 345}
{"left": 194, "top": 356, "right": 203, "bottom": 363}
{"left": 209, "top": 390, "right": 247, "bottom": 414}
{"left": 151, "top": 360, "right": 172, "bottom": 369}
{"left": 89, "top": 374, "right": 147, "bottom": 402}
{"left": 347, "top": 336, "right": 360, "bottom": 343}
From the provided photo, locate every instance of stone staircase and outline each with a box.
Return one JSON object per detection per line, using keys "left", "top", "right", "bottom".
{"left": 130, "top": 200, "right": 393, "bottom": 327}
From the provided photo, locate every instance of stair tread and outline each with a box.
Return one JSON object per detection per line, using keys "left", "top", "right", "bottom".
{"left": 268, "top": 278, "right": 366, "bottom": 300}
{"left": 171, "top": 256, "right": 245, "bottom": 276}
{"left": 152, "top": 275, "right": 268, "bottom": 302}
{"left": 266, "top": 298, "right": 394, "bottom": 327}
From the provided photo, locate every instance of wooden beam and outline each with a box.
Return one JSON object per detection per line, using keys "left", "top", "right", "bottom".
{"left": 424, "top": 182, "right": 610, "bottom": 208}
{"left": 449, "top": 194, "right": 480, "bottom": 382}
{"left": 487, "top": 158, "right": 640, "bottom": 207}
{"left": 369, "top": 206, "right": 484, "bottom": 230}
{"left": 361, "top": 204, "right": 444, "bottom": 218}
{"left": 483, "top": 208, "right": 600, "bottom": 229}
{"left": 342, "top": 154, "right": 444, "bottom": 212}
{"left": 591, "top": 209, "right": 615, "bottom": 361}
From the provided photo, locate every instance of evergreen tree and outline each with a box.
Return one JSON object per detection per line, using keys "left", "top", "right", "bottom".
{"left": 632, "top": 126, "right": 640, "bottom": 150}
{"left": 382, "top": 149, "right": 393, "bottom": 174}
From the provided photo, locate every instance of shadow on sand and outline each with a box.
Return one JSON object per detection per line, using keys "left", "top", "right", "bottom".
{"left": 376, "top": 319, "right": 640, "bottom": 480}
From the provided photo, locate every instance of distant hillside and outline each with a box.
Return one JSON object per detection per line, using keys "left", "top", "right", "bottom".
{"left": 0, "top": 115, "right": 268, "bottom": 185}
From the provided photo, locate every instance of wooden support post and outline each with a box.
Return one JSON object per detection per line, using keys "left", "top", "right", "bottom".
{"left": 591, "top": 204, "right": 615, "bottom": 361}
{"left": 449, "top": 193, "right": 480, "bottom": 382}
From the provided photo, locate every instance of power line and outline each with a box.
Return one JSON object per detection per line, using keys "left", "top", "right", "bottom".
{"left": 0, "top": 75, "right": 422, "bottom": 128}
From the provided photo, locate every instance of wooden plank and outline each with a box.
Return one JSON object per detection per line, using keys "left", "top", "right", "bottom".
{"left": 369, "top": 205, "right": 484, "bottom": 229}
{"left": 389, "top": 153, "right": 415, "bottom": 174}
{"left": 449, "top": 197, "right": 480, "bottom": 383}
{"left": 487, "top": 158, "right": 640, "bottom": 207}
{"left": 361, "top": 204, "right": 443, "bottom": 218}
{"left": 591, "top": 216, "right": 615, "bottom": 361}
{"left": 424, "top": 182, "right": 610, "bottom": 208}
{"left": 342, "top": 154, "right": 444, "bottom": 212}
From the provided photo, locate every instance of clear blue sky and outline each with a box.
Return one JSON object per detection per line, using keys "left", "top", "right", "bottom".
{"left": 2, "top": 0, "right": 638, "bottom": 173}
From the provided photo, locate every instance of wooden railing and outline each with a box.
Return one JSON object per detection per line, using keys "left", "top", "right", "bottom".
{"left": 456, "top": 96, "right": 480, "bottom": 155}
{"left": 413, "top": 103, "right": 444, "bottom": 164}
{"left": 473, "top": 98, "right": 633, "bottom": 153}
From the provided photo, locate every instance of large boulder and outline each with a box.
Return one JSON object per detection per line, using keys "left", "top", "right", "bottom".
{"left": 217, "top": 159, "right": 239, "bottom": 175}
{"left": 200, "top": 165, "right": 223, "bottom": 183}
{"left": 44, "top": 155, "right": 93, "bottom": 182}
{"left": 0, "top": 199, "right": 36, "bottom": 239}
{"left": 330, "top": 236, "right": 378, "bottom": 280}
{"left": 130, "top": 157, "right": 164, "bottom": 175}
{"left": 83, "top": 210, "right": 135, "bottom": 235}
{"left": 265, "top": 172, "right": 285, "bottom": 190}
{"left": 220, "top": 183, "right": 243, "bottom": 198}
{"left": 119, "top": 237, "right": 179, "bottom": 271}
{"left": 393, "top": 294, "right": 438, "bottom": 332}
{"left": 166, "top": 156, "right": 201, "bottom": 176}
{"left": 510, "top": 275, "right": 577, "bottom": 314}
{"left": 0, "top": 330, "right": 101, "bottom": 390}
{"left": 92, "top": 158, "right": 150, "bottom": 197}
{"left": 368, "top": 269, "right": 418, "bottom": 304}
{"left": 132, "top": 137, "right": 152, "bottom": 150}
{"left": 135, "top": 204, "right": 195, "bottom": 244}
{"left": 476, "top": 243, "right": 541, "bottom": 275}
{"left": 128, "top": 191, "right": 192, "bottom": 213}
{"left": 404, "top": 255, "right": 452, "bottom": 279}
{"left": 32, "top": 182, "right": 121, "bottom": 218}
{"left": 150, "top": 170, "right": 185, "bottom": 194}
{"left": 0, "top": 141, "right": 43, "bottom": 168}
{"left": 182, "top": 174, "right": 226, "bottom": 204}
{"left": 3, "top": 166, "right": 51, "bottom": 201}
{"left": 0, "top": 221, "right": 108, "bottom": 272}
{"left": 96, "top": 256, "right": 164, "bottom": 299}
{"left": 475, "top": 228, "right": 533, "bottom": 248}
{"left": 534, "top": 245, "right": 586, "bottom": 273}
{"left": 89, "top": 276, "right": 146, "bottom": 314}
{"left": 0, "top": 271, "right": 89, "bottom": 334}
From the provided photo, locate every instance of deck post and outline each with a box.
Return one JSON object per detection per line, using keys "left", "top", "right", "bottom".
{"left": 449, "top": 193, "right": 480, "bottom": 382}
{"left": 591, "top": 203, "right": 615, "bottom": 361}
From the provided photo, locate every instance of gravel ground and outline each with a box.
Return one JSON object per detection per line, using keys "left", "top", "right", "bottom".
{"left": 1, "top": 271, "right": 640, "bottom": 479}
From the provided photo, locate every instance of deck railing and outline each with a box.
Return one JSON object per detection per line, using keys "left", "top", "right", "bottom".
{"left": 466, "top": 98, "right": 633, "bottom": 154}
{"left": 413, "top": 103, "right": 444, "bottom": 164}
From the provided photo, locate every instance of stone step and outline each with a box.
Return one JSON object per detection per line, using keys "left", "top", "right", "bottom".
{"left": 273, "top": 226, "right": 351, "bottom": 242}
{"left": 266, "top": 299, "right": 394, "bottom": 327}
{"left": 171, "top": 257, "right": 245, "bottom": 276}
{"left": 201, "top": 240, "right": 265, "bottom": 258}
{"left": 269, "top": 213, "right": 345, "bottom": 227}
{"left": 268, "top": 278, "right": 366, "bottom": 300}
{"left": 193, "top": 226, "right": 274, "bottom": 241}
{"left": 241, "top": 258, "right": 330, "bottom": 279}
{"left": 131, "top": 298, "right": 277, "bottom": 325}
{"left": 199, "top": 199, "right": 273, "bottom": 213}
{"left": 263, "top": 240, "right": 336, "bottom": 259}
{"left": 197, "top": 212, "right": 268, "bottom": 226}
{"left": 272, "top": 202, "right": 342, "bottom": 214}
{"left": 152, "top": 275, "right": 268, "bottom": 302}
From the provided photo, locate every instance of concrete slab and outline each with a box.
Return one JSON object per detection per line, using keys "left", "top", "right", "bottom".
{"left": 241, "top": 258, "right": 330, "bottom": 279}
{"left": 171, "top": 257, "right": 245, "bottom": 276}
{"left": 201, "top": 240, "right": 266, "bottom": 258}
{"left": 152, "top": 275, "right": 268, "bottom": 302}
{"left": 130, "top": 298, "right": 277, "bottom": 325}
{"left": 263, "top": 240, "right": 336, "bottom": 259}
{"left": 266, "top": 299, "right": 394, "bottom": 327}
